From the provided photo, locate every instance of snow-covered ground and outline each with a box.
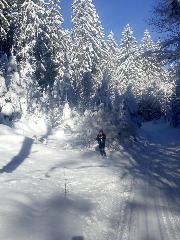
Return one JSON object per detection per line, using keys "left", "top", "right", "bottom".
{"left": 0, "top": 121, "right": 180, "bottom": 240}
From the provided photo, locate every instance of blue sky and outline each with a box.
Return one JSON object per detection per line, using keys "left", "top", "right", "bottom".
{"left": 60, "top": 0, "right": 157, "bottom": 42}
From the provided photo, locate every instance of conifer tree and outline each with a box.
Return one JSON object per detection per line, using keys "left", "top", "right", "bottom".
{"left": 13, "top": 0, "right": 46, "bottom": 68}
{"left": 71, "top": 0, "right": 106, "bottom": 107}
{"left": 139, "top": 29, "right": 159, "bottom": 95}
{"left": 0, "top": 0, "right": 15, "bottom": 54}
{"left": 0, "top": 0, "right": 10, "bottom": 42}
{"left": 5, "top": 54, "right": 22, "bottom": 116}
{"left": 115, "top": 24, "right": 142, "bottom": 97}
{"left": 39, "top": 0, "right": 65, "bottom": 89}
{"left": 106, "top": 31, "right": 118, "bottom": 76}
{"left": 139, "top": 30, "right": 173, "bottom": 112}
{"left": 105, "top": 31, "right": 119, "bottom": 101}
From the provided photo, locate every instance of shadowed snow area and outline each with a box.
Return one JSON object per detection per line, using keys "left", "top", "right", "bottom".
{"left": 0, "top": 121, "right": 180, "bottom": 240}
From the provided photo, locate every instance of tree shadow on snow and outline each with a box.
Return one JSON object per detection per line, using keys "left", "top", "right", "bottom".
{"left": 0, "top": 137, "right": 34, "bottom": 173}
{"left": 123, "top": 140, "right": 180, "bottom": 204}
{"left": 9, "top": 194, "right": 92, "bottom": 240}
{"left": 72, "top": 237, "right": 84, "bottom": 240}
{"left": 114, "top": 140, "right": 180, "bottom": 240}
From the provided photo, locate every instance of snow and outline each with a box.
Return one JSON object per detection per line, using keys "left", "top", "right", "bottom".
{"left": 0, "top": 121, "right": 180, "bottom": 240}
{"left": 1, "top": 102, "right": 13, "bottom": 116}
{"left": 139, "top": 119, "right": 180, "bottom": 145}
{"left": 0, "top": 124, "right": 17, "bottom": 135}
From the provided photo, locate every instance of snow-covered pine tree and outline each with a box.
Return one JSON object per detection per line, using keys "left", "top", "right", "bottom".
{"left": 139, "top": 30, "right": 174, "bottom": 119}
{"left": 5, "top": 54, "right": 22, "bottom": 118}
{"left": 0, "top": 1, "right": 11, "bottom": 41}
{"left": 106, "top": 31, "right": 118, "bottom": 76}
{"left": 107, "top": 31, "right": 118, "bottom": 53}
{"left": 116, "top": 86, "right": 141, "bottom": 143}
{"left": 0, "top": 0, "right": 14, "bottom": 54}
{"left": 106, "top": 31, "right": 119, "bottom": 102}
{"left": 95, "top": 70, "right": 112, "bottom": 111}
{"left": 71, "top": 0, "right": 106, "bottom": 108}
{"left": 46, "top": 0, "right": 64, "bottom": 50}
{"left": 26, "top": 68, "right": 41, "bottom": 116}
{"left": 13, "top": 0, "right": 46, "bottom": 69}
{"left": 139, "top": 30, "right": 158, "bottom": 93}
{"left": 36, "top": 0, "right": 65, "bottom": 90}
{"left": 140, "top": 30, "right": 154, "bottom": 53}
{"left": 115, "top": 24, "right": 142, "bottom": 97}
{"left": 6, "top": 53, "right": 42, "bottom": 120}
{"left": 35, "top": 0, "right": 68, "bottom": 126}
{"left": 4, "top": 0, "right": 47, "bottom": 119}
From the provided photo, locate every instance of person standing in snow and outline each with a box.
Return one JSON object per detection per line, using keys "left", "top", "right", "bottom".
{"left": 96, "top": 129, "right": 106, "bottom": 157}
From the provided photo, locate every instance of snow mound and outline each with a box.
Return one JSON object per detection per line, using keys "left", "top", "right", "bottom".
{"left": 51, "top": 128, "right": 67, "bottom": 141}
{"left": 0, "top": 124, "right": 15, "bottom": 135}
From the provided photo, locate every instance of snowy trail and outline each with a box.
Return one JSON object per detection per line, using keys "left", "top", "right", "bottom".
{"left": 0, "top": 123, "right": 180, "bottom": 240}
{"left": 115, "top": 122, "right": 180, "bottom": 240}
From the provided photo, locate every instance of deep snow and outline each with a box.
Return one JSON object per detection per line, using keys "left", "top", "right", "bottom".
{"left": 0, "top": 121, "right": 180, "bottom": 240}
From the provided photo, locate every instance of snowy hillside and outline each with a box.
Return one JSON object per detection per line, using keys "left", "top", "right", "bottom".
{"left": 0, "top": 121, "right": 179, "bottom": 240}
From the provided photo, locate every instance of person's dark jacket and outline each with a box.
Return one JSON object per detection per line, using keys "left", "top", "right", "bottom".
{"left": 96, "top": 133, "right": 106, "bottom": 148}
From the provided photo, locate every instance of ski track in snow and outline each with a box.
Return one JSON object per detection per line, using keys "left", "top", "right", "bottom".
{"left": 0, "top": 122, "right": 180, "bottom": 240}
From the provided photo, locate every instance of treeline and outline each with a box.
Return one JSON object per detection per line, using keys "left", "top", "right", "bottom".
{"left": 0, "top": 0, "right": 179, "bottom": 136}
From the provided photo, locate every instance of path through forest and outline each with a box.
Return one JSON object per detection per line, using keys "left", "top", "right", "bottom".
{"left": 0, "top": 122, "right": 179, "bottom": 240}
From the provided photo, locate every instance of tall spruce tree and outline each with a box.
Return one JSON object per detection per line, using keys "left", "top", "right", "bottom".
{"left": 106, "top": 31, "right": 118, "bottom": 75}
{"left": 0, "top": 0, "right": 15, "bottom": 54}
{"left": 13, "top": 0, "right": 46, "bottom": 68}
{"left": 35, "top": 0, "right": 65, "bottom": 89}
{"left": 115, "top": 24, "right": 142, "bottom": 97}
{"left": 139, "top": 29, "right": 160, "bottom": 95}
{"left": 106, "top": 31, "right": 119, "bottom": 102}
{"left": 139, "top": 30, "right": 173, "bottom": 112}
{"left": 71, "top": 0, "right": 106, "bottom": 107}
{"left": 9, "top": 0, "right": 47, "bottom": 117}
{"left": 0, "top": 0, "right": 10, "bottom": 42}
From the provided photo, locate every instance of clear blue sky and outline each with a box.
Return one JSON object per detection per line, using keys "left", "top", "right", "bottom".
{"left": 60, "top": 0, "right": 157, "bottom": 42}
